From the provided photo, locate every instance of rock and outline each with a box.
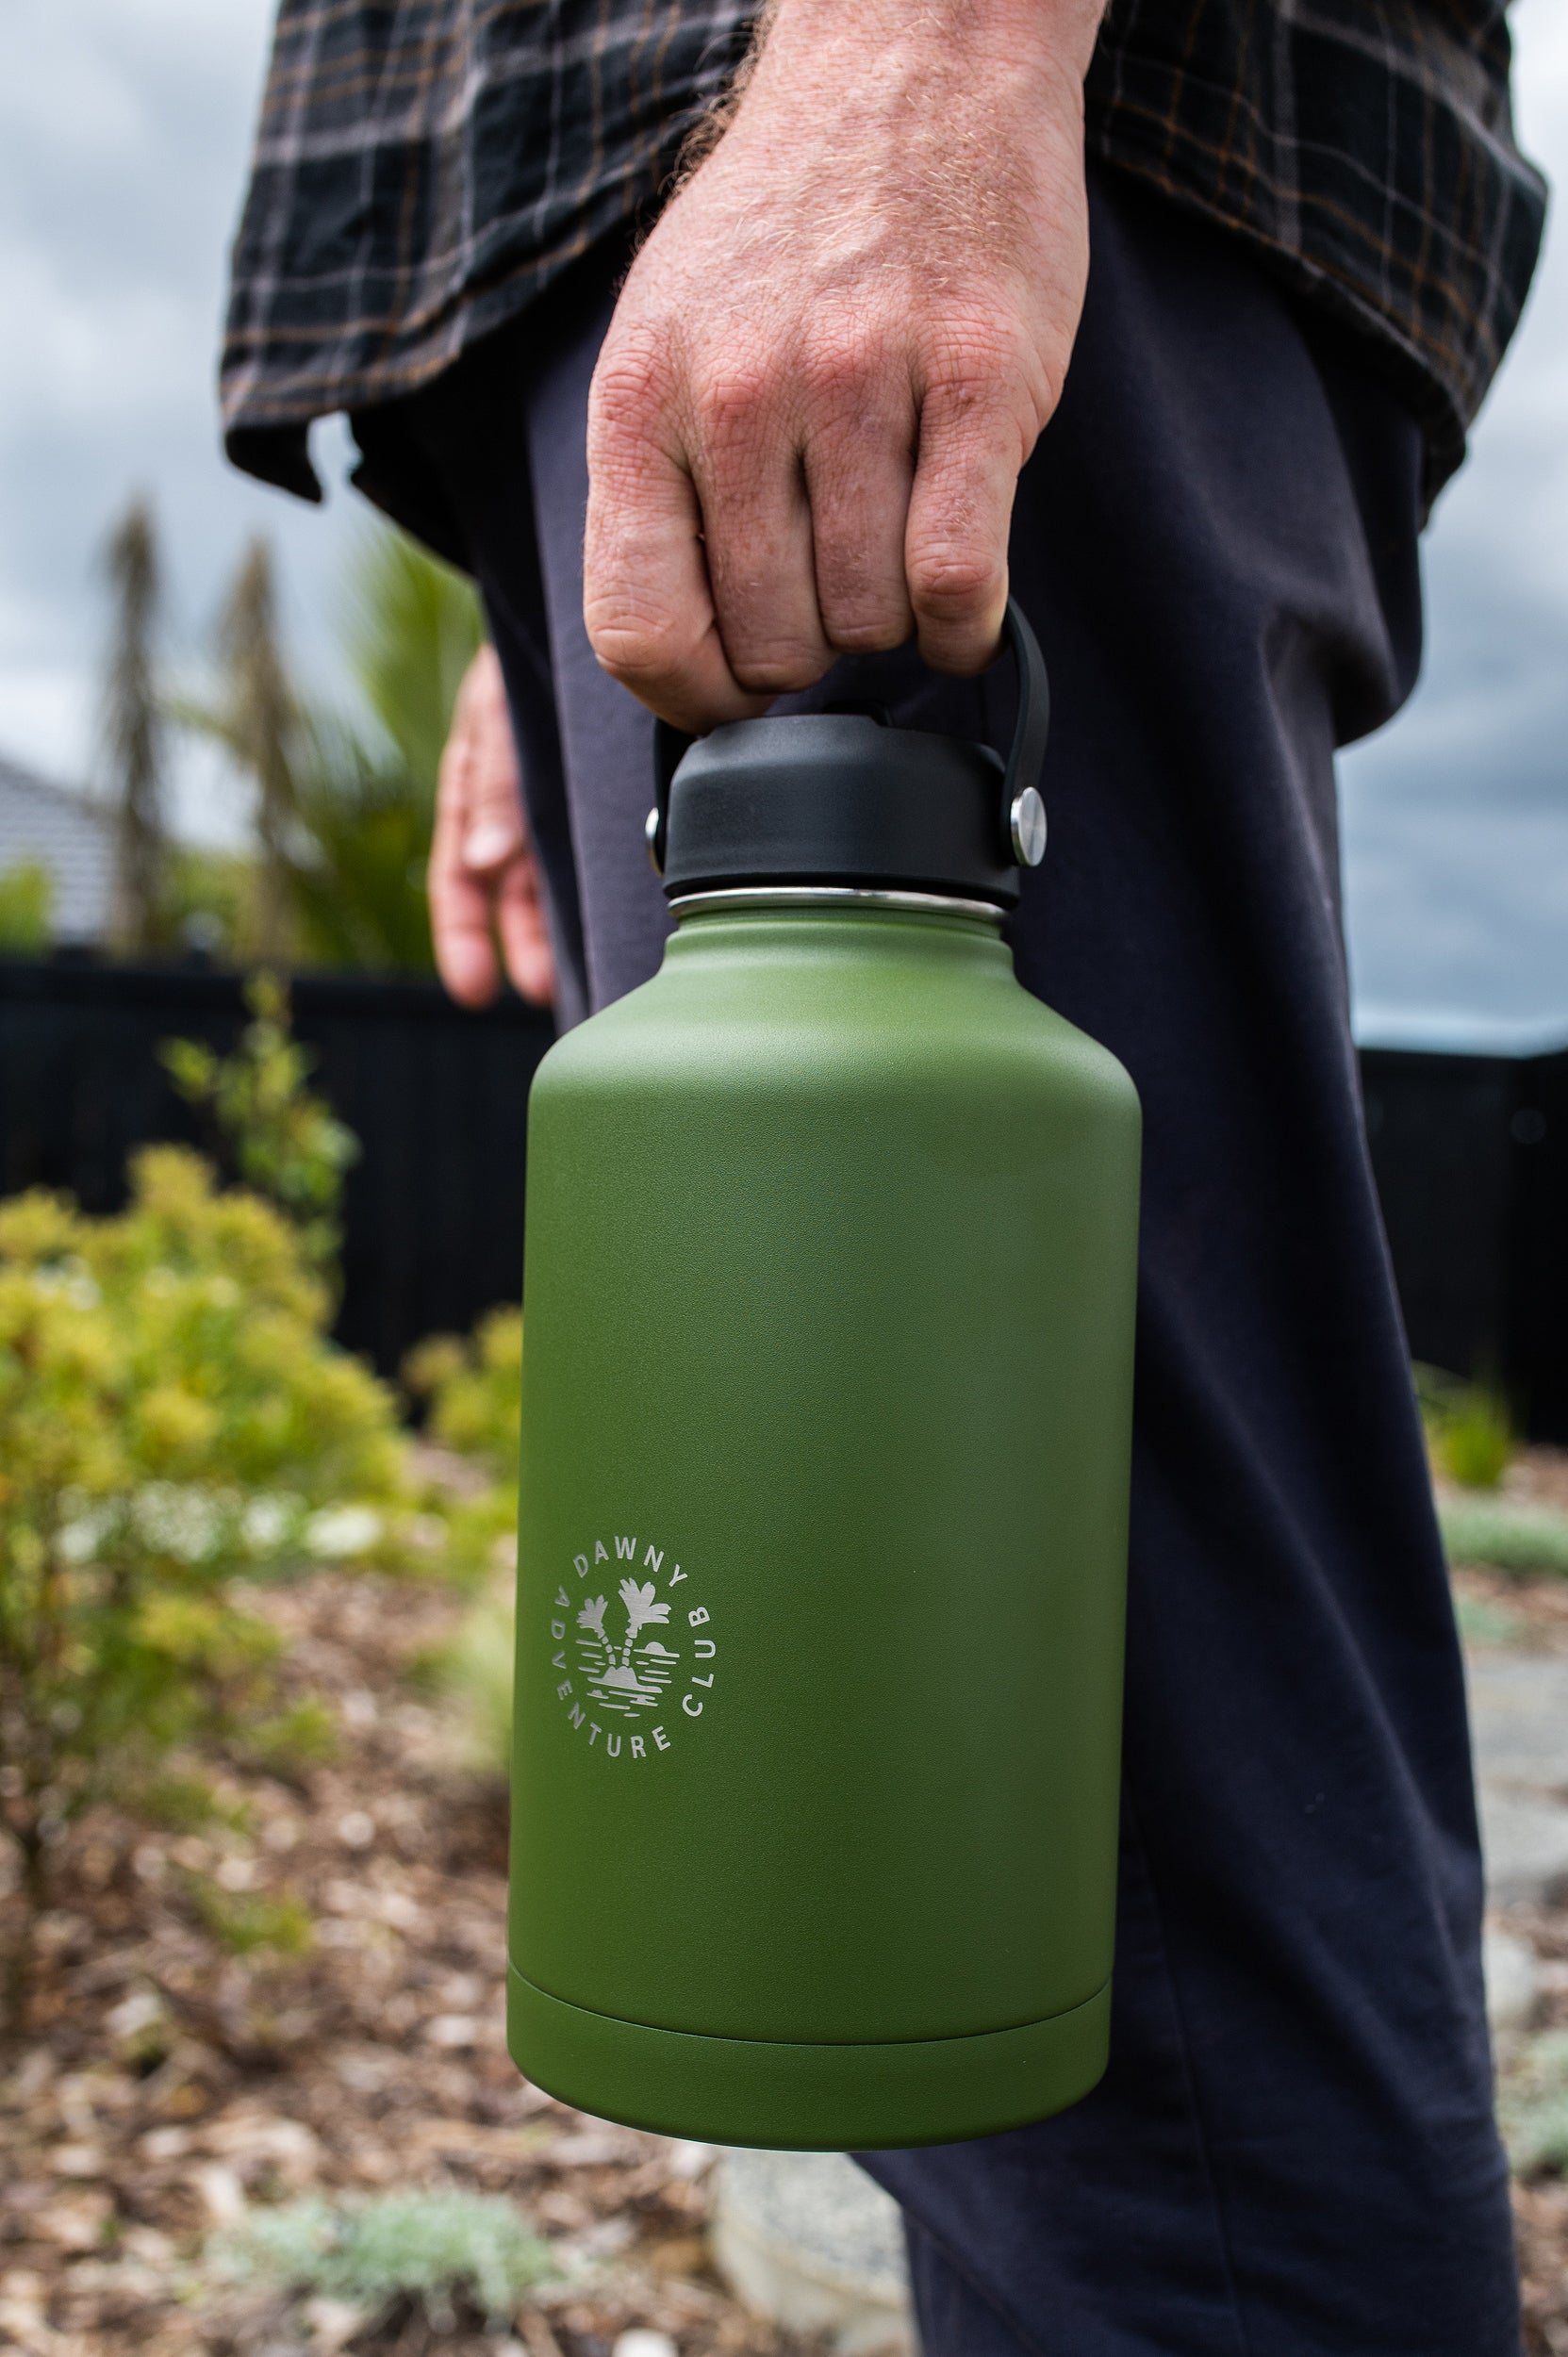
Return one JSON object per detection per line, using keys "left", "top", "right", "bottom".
{"left": 191, "top": 2162, "right": 246, "bottom": 2227}
{"left": 303, "top": 2297, "right": 369, "bottom": 2353}
{"left": 1468, "top": 1656, "right": 1568, "bottom": 1788}
{"left": 1477, "top": 1789, "right": 1568, "bottom": 1907}
{"left": 712, "top": 2151, "right": 913, "bottom": 2357}
{"left": 611, "top": 2334, "right": 679, "bottom": 2357}
{"left": 1465, "top": 1649, "right": 1568, "bottom": 1905}
{"left": 1482, "top": 1925, "right": 1541, "bottom": 2036}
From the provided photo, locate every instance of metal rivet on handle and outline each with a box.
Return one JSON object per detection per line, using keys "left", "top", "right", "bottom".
{"left": 1009, "top": 786, "right": 1048, "bottom": 868}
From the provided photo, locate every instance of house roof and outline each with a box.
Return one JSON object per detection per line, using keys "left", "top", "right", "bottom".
{"left": 0, "top": 753, "right": 114, "bottom": 941}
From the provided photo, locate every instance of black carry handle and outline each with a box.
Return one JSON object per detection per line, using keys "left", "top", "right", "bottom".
{"left": 648, "top": 597, "right": 1049, "bottom": 877}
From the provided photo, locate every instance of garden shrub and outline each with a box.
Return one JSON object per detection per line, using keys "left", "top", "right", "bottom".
{"left": 440, "top": 1570, "right": 517, "bottom": 1775}
{"left": 0, "top": 1144, "right": 417, "bottom": 1935}
{"left": 1414, "top": 1363, "right": 1515, "bottom": 1491}
{"left": 404, "top": 1305, "right": 521, "bottom": 1485}
{"left": 406, "top": 1310, "right": 523, "bottom": 1766}
{"left": 161, "top": 970, "right": 357, "bottom": 1279}
{"left": 0, "top": 860, "right": 53, "bottom": 952}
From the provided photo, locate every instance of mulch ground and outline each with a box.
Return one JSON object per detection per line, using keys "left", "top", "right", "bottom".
{"left": 4, "top": 1491, "right": 1567, "bottom": 2354}
{"left": 0, "top": 1571, "right": 819, "bottom": 2357}
{"left": 1453, "top": 1445, "right": 1568, "bottom": 2354}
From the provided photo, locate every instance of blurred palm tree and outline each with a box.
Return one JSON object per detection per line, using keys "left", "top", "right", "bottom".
{"left": 217, "top": 541, "right": 297, "bottom": 961}
{"left": 190, "top": 525, "right": 483, "bottom": 971}
{"left": 104, "top": 499, "right": 172, "bottom": 954}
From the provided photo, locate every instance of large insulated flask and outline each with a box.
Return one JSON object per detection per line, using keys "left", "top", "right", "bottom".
{"left": 508, "top": 603, "right": 1141, "bottom": 2149}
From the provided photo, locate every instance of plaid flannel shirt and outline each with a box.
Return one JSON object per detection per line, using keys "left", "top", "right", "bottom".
{"left": 221, "top": 1, "right": 1545, "bottom": 503}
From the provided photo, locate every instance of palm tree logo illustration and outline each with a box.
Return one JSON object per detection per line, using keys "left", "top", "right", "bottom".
{"left": 577, "top": 1579, "right": 677, "bottom": 1706}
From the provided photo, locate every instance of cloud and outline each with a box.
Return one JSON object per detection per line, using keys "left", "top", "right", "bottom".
{"left": 0, "top": 0, "right": 362, "bottom": 829}
{"left": 1339, "top": 0, "right": 1568, "bottom": 1038}
{"left": 0, "top": 0, "right": 1561, "bottom": 987}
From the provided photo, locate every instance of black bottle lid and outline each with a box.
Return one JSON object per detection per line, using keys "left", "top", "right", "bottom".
{"left": 650, "top": 600, "right": 1049, "bottom": 911}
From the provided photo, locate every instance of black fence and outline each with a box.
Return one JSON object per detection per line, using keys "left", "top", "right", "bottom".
{"left": 0, "top": 956, "right": 1562, "bottom": 1433}
{"left": 1361, "top": 1042, "right": 1568, "bottom": 1442}
{"left": 0, "top": 957, "right": 554, "bottom": 1376}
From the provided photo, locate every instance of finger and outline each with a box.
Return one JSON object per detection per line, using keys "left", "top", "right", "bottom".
{"left": 586, "top": 338, "right": 769, "bottom": 732}
{"left": 903, "top": 371, "right": 1032, "bottom": 674}
{"left": 494, "top": 846, "right": 557, "bottom": 1007}
{"left": 690, "top": 366, "right": 834, "bottom": 691}
{"left": 458, "top": 645, "right": 526, "bottom": 872}
{"left": 802, "top": 387, "right": 917, "bottom": 654}
{"left": 430, "top": 687, "right": 502, "bottom": 1007}
{"left": 430, "top": 787, "right": 503, "bottom": 1007}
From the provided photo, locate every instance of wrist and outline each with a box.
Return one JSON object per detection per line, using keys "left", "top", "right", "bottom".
{"left": 754, "top": 0, "right": 1106, "bottom": 94}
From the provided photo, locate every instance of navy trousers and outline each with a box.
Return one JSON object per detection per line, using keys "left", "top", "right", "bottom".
{"left": 354, "top": 160, "right": 1520, "bottom": 2354}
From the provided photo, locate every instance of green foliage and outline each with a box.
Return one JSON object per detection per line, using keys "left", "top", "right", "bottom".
{"left": 1415, "top": 1363, "right": 1515, "bottom": 1490}
{"left": 405, "top": 1307, "right": 522, "bottom": 1484}
{"left": 1499, "top": 2030, "right": 1568, "bottom": 2179}
{"left": 1451, "top": 1590, "right": 1525, "bottom": 1646}
{"left": 0, "top": 860, "right": 53, "bottom": 952}
{"left": 142, "top": 1768, "right": 255, "bottom": 1837}
{"left": 239, "top": 1696, "right": 338, "bottom": 1776}
{"left": 348, "top": 525, "right": 485, "bottom": 799}
{"left": 208, "top": 2188, "right": 555, "bottom": 2327}
{"left": 0, "top": 1145, "right": 412, "bottom": 1939}
{"left": 183, "top": 524, "right": 483, "bottom": 972}
{"left": 440, "top": 1571, "right": 517, "bottom": 1775}
{"left": 104, "top": 497, "right": 173, "bottom": 954}
{"left": 405, "top": 1310, "right": 522, "bottom": 1764}
{"left": 190, "top": 1878, "right": 313, "bottom": 1958}
{"left": 166, "top": 846, "right": 255, "bottom": 960}
{"left": 161, "top": 973, "right": 358, "bottom": 1277}
{"left": 1440, "top": 1496, "right": 1568, "bottom": 1577}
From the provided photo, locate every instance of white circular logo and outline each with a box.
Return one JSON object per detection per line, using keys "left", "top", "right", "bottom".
{"left": 549, "top": 1536, "right": 715, "bottom": 1761}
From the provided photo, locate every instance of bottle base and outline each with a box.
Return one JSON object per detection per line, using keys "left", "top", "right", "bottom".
{"left": 506, "top": 1966, "right": 1110, "bottom": 2150}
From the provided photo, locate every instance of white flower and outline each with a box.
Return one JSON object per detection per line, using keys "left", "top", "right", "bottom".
{"left": 305, "top": 1505, "right": 383, "bottom": 1559}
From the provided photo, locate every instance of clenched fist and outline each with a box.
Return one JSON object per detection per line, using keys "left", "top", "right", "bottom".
{"left": 584, "top": 0, "right": 1105, "bottom": 731}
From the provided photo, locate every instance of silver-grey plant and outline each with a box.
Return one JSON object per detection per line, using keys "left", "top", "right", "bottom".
{"left": 207, "top": 2186, "right": 555, "bottom": 2328}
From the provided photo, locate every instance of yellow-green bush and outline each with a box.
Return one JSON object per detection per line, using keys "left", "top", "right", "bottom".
{"left": 405, "top": 1310, "right": 521, "bottom": 1766}
{"left": 0, "top": 860, "right": 52, "bottom": 953}
{"left": 1415, "top": 1363, "right": 1515, "bottom": 1492}
{"left": 0, "top": 1146, "right": 413, "bottom": 1920}
{"left": 404, "top": 1306, "right": 521, "bottom": 1483}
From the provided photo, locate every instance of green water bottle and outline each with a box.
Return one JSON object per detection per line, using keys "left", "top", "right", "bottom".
{"left": 507, "top": 604, "right": 1141, "bottom": 2149}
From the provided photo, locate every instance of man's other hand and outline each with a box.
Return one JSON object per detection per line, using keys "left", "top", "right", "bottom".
{"left": 429, "top": 646, "right": 556, "bottom": 1008}
{"left": 584, "top": 0, "right": 1104, "bottom": 732}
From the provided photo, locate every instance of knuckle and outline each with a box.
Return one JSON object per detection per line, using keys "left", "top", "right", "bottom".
{"left": 816, "top": 556, "right": 912, "bottom": 655}
{"left": 730, "top": 645, "right": 830, "bottom": 696}
{"left": 589, "top": 332, "right": 677, "bottom": 435}
{"left": 798, "top": 326, "right": 885, "bottom": 413}
{"left": 584, "top": 594, "right": 694, "bottom": 691}
{"left": 906, "top": 543, "right": 1005, "bottom": 620}
{"left": 691, "top": 356, "right": 782, "bottom": 453}
{"left": 824, "top": 612, "right": 909, "bottom": 656}
{"left": 918, "top": 319, "right": 1040, "bottom": 437}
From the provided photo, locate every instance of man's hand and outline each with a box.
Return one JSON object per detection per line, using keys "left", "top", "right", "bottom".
{"left": 429, "top": 646, "right": 556, "bottom": 1008}
{"left": 584, "top": 0, "right": 1103, "bottom": 732}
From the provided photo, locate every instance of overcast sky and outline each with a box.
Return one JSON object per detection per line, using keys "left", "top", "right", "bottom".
{"left": 0, "top": 0, "right": 1563, "bottom": 1046}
